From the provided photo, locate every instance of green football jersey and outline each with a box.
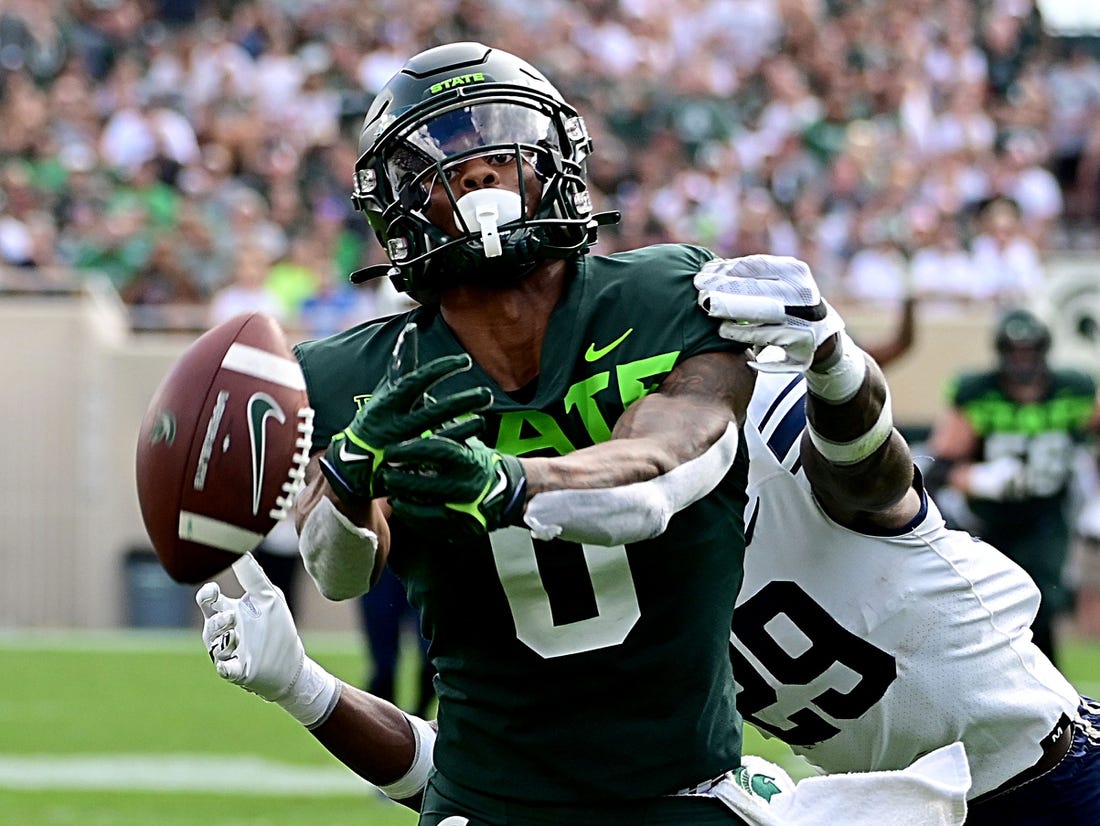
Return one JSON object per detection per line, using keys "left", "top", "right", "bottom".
{"left": 949, "top": 367, "right": 1096, "bottom": 519}
{"left": 296, "top": 243, "right": 748, "bottom": 802}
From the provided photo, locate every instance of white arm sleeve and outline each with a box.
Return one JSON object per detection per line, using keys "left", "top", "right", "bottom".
{"left": 298, "top": 496, "right": 379, "bottom": 600}
{"left": 522, "top": 422, "right": 739, "bottom": 546}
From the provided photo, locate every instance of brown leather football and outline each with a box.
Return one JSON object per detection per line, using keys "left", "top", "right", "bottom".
{"left": 135, "top": 312, "right": 312, "bottom": 583}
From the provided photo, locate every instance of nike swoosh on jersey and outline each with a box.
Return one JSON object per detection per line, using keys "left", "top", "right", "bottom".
{"left": 247, "top": 393, "right": 286, "bottom": 516}
{"left": 584, "top": 328, "right": 634, "bottom": 362}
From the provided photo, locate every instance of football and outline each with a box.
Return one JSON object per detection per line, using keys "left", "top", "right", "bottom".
{"left": 135, "top": 312, "right": 313, "bottom": 583}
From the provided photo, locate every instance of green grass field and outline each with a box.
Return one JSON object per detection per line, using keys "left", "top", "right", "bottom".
{"left": 1, "top": 629, "right": 1098, "bottom": 825}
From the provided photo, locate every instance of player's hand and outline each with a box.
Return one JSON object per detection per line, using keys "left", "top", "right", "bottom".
{"left": 320, "top": 336, "right": 491, "bottom": 505}
{"left": 694, "top": 254, "right": 845, "bottom": 372}
{"left": 196, "top": 553, "right": 337, "bottom": 727}
{"left": 380, "top": 436, "right": 527, "bottom": 538}
{"left": 197, "top": 553, "right": 306, "bottom": 702}
{"left": 964, "top": 456, "right": 1028, "bottom": 501}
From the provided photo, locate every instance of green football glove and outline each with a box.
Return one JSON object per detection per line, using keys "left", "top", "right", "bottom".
{"left": 381, "top": 436, "right": 528, "bottom": 538}
{"left": 319, "top": 355, "right": 491, "bottom": 505}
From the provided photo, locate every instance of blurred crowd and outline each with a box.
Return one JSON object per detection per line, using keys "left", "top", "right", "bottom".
{"left": 0, "top": 0, "right": 1098, "bottom": 334}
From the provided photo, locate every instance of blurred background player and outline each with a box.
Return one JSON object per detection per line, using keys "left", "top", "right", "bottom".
{"left": 927, "top": 307, "right": 1100, "bottom": 665}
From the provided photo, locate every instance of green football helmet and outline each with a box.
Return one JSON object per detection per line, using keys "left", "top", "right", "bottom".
{"left": 994, "top": 307, "right": 1051, "bottom": 384}
{"left": 994, "top": 307, "right": 1051, "bottom": 354}
{"left": 348, "top": 42, "right": 618, "bottom": 302}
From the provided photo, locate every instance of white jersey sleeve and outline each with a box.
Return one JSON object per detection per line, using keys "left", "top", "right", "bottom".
{"left": 736, "top": 373, "right": 1080, "bottom": 798}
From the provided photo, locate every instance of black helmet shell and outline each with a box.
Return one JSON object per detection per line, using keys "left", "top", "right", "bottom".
{"left": 995, "top": 308, "right": 1051, "bottom": 353}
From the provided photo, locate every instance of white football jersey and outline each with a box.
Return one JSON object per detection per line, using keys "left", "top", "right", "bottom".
{"left": 735, "top": 373, "right": 1079, "bottom": 797}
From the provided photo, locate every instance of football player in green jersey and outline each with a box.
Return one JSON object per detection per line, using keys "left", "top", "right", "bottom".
{"left": 273, "top": 42, "right": 756, "bottom": 826}
{"left": 928, "top": 307, "right": 1100, "bottom": 666}
{"left": 194, "top": 244, "right": 975, "bottom": 823}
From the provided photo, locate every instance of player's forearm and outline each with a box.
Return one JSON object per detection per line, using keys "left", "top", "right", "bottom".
{"left": 804, "top": 347, "right": 890, "bottom": 449}
{"left": 522, "top": 351, "right": 750, "bottom": 495}
{"left": 294, "top": 459, "right": 390, "bottom": 599}
{"left": 310, "top": 684, "right": 434, "bottom": 811}
{"left": 296, "top": 456, "right": 388, "bottom": 534}
{"left": 803, "top": 338, "right": 914, "bottom": 515}
{"left": 521, "top": 414, "right": 725, "bottom": 495}
{"left": 518, "top": 352, "right": 750, "bottom": 545}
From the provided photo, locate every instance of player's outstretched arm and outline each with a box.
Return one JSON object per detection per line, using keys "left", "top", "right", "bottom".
{"left": 516, "top": 349, "right": 754, "bottom": 544}
{"left": 526, "top": 350, "right": 752, "bottom": 490}
{"left": 294, "top": 336, "right": 490, "bottom": 600}
{"left": 799, "top": 335, "right": 918, "bottom": 527}
{"left": 379, "top": 349, "right": 755, "bottom": 545}
{"left": 695, "top": 254, "right": 917, "bottom": 529}
{"left": 309, "top": 683, "right": 435, "bottom": 810}
{"left": 196, "top": 553, "right": 433, "bottom": 810}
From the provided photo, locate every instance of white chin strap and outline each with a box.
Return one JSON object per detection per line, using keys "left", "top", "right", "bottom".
{"left": 454, "top": 189, "right": 522, "bottom": 258}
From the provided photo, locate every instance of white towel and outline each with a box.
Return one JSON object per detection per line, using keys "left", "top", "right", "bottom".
{"left": 680, "top": 742, "right": 971, "bottom": 826}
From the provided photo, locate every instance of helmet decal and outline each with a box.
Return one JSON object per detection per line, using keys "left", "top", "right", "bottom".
{"left": 429, "top": 73, "right": 487, "bottom": 95}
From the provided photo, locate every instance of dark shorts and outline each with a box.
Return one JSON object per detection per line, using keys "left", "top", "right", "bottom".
{"left": 966, "top": 697, "right": 1100, "bottom": 825}
{"left": 418, "top": 770, "right": 749, "bottom": 826}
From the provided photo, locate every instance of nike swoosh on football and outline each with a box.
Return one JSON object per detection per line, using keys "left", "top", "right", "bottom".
{"left": 584, "top": 328, "right": 634, "bottom": 362}
{"left": 247, "top": 393, "right": 286, "bottom": 517}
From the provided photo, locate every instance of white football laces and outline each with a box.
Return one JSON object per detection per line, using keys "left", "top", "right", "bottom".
{"left": 270, "top": 406, "right": 315, "bottom": 521}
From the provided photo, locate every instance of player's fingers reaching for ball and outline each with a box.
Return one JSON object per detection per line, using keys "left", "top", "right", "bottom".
{"left": 402, "top": 387, "right": 493, "bottom": 435}
{"left": 215, "top": 652, "right": 245, "bottom": 683}
{"left": 431, "top": 414, "right": 486, "bottom": 444}
{"left": 231, "top": 552, "right": 275, "bottom": 598}
{"left": 205, "top": 609, "right": 236, "bottom": 643}
{"left": 196, "top": 582, "right": 227, "bottom": 618}
{"left": 208, "top": 627, "right": 238, "bottom": 663}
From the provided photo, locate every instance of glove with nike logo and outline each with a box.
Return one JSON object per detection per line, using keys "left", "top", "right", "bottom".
{"left": 694, "top": 254, "right": 845, "bottom": 372}
{"left": 380, "top": 436, "right": 527, "bottom": 538}
{"left": 320, "top": 354, "right": 491, "bottom": 505}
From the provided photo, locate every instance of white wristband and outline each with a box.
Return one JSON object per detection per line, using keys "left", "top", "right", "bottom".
{"left": 299, "top": 496, "right": 379, "bottom": 600}
{"left": 377, "top": 714, "right": 437, "bottom": 801}
{"left": 805, "top": 332, "right": 867, "bottom": 403}
{"left": 807, "top": 386, "right": 894, "bottom": 466}
{"left": 277, "top": 656, "right": 340, "bottom": 729}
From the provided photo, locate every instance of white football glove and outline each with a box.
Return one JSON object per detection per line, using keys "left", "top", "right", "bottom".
{"left": 694, "top": 254, "right": 846, "bottom": 372}
{"left": 196, "top": 553, "right": 339, "bottom": 728}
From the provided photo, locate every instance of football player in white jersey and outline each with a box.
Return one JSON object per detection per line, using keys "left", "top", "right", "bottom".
{"left": 695, "top": 254, "right": 1100, "bottom": 825}
{"left": 195, "top": 255, "right": 1099, "bottom": 824}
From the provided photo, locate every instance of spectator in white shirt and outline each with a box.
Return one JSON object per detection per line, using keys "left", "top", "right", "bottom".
{"left": 968, "top": 196, "right": 1045, "bottom": 307}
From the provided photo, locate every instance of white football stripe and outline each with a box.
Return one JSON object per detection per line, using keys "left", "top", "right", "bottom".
{"left": 221, "top": 343, "right": 306, "bottom": 391}
{"left": 178, "top": 512, "right": 263, "bottom": 553}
